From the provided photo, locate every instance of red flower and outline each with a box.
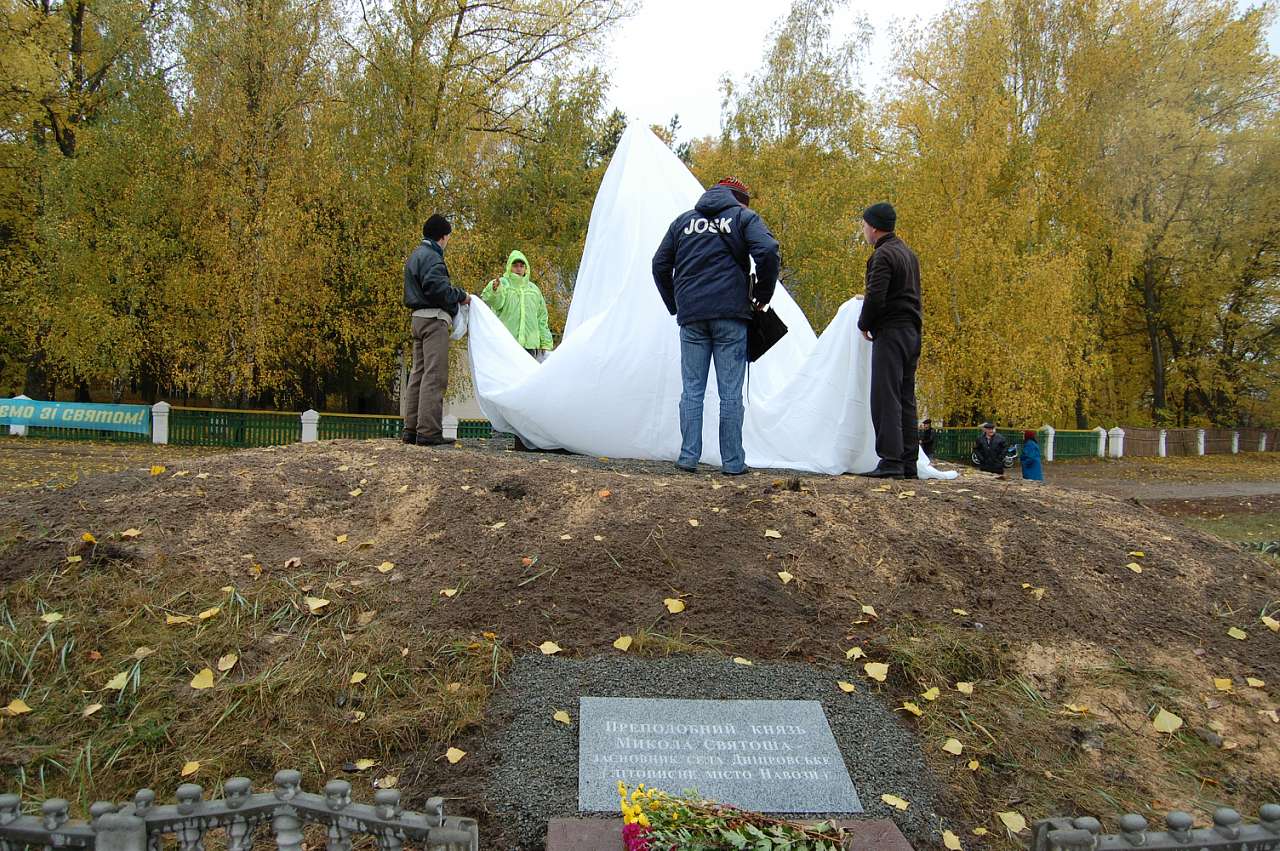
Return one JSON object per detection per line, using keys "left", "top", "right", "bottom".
{"left": 622, "top": 821, "right": 652, "bottom": 851}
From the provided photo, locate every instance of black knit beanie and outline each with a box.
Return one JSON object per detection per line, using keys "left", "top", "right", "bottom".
{"left": 862, "top": 202, "right": 896, "bottom": 232}
{"left": 423, "top": 214, "right": 452, "bottom": 241}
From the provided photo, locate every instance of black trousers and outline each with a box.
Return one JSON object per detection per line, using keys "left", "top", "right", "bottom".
{"left": 869, "top": 325, "right": 921, "bottom": 467}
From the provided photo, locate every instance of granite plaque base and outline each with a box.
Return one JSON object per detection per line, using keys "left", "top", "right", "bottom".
{"left": 546, "top": 818, "right": 913, "bottom": 850}
{"left": 578, "top": 696, "right": 862, "bottom": 813}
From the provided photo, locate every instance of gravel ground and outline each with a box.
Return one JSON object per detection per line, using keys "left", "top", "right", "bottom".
{"left": 484, "top": 654, "right": 940, "bottom": 850}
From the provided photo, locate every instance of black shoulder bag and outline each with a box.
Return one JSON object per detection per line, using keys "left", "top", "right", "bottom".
{"left": 714, "top": 216, "right": 787, "bottom": 363}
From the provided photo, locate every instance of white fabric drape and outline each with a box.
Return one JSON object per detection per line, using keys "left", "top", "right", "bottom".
{"left": 464, "top": 126, "right": 955, "bottom": 479}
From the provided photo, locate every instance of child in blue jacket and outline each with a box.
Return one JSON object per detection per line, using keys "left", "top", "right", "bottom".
{"left": 1021, "top": 430, "right": 1044, "bottom": 481}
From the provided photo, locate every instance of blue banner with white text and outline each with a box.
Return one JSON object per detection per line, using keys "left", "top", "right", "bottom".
{"left": 0, "top": 399, "right": 151, "bottom": 435}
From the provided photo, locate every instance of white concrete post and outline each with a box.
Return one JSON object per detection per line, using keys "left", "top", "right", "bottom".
{"left": 1107, "top": 426, "right": 1125, "bottom": 459}
{"left": 1094, "top": 426, "right": 1106, "bottom": 458}
{"left": 1261, "top": 433, "right": 1269, "bottom": 452}
{"left": 1041, "top": 425, "right": 1055, "bottom": 463}
{"left": 301, "top": 409, "right": 320, "bottom": 443}
{"left": 1231, "top": 432, "right": 1239, "bottom": 454}
{"left": 9, "top": 394, "right": 30, "bottom": 437}
{"left": 1196, "top": 428, "right": 1206, "bottom": 456}
{"left": 1158, "top": 429, "right": 1167, "bottom": 458}
{"left": 442, "top": 414, "right": 459, "bottom": 441}
{"left": 151, "top": 401, "right": 171, "bottom": 445}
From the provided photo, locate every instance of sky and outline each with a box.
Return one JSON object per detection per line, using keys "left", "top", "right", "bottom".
{"left": 605, "top": 0, "right": 1280, "bottom": 144}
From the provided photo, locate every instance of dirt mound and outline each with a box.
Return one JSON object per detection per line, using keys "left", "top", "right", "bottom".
{"left": 2, "top": 440, "right": 1277, "bottom": 847}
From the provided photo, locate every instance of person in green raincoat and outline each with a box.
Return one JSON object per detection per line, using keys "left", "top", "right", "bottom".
{"left": 480, "top": 250, "right": 555, "bottom": 359}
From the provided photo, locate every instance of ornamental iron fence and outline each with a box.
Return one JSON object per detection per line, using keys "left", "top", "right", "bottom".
{"left": 0, "top": 771, "right": 477, "bottom": 851}
{"left": 1031, "top": 804, "right": 1280, "bottom": 851}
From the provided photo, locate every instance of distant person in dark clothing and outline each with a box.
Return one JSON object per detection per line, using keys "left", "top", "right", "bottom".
{"left": 972, "top": 422, "right": 1008, "bottom": 477}
{"left": 652, "top": 176, "right": 780, "bottom": 476}
{"left": 857, "top": 202, "right": 923, "bottom": 479}
{"left": 403, "top": 214, "right": 471, "bottom": 446}
{"left": 919, "top": 418, "right": 935, "bottom": 460}
{"left": 1020, "top": 430, "right": 1044, "bottom": 481}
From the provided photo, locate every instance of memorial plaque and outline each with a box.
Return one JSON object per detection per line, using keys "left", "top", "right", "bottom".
{"left": 578, "top": 696, "right": 862, "bottom": 813}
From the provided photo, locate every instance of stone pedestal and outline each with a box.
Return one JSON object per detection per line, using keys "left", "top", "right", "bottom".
{"left": 545, "top": 818, "right": 914, "bottom": 850}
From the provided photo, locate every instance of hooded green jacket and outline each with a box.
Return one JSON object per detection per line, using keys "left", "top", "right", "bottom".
{"left": 480, "top": 250, "right": 554, "bottom": 351}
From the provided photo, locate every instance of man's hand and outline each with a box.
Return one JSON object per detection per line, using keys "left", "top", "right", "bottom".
{"left": 752, "top": 301, "right": 767, "bottom": 312}
{"left": 861, "top": 329, "right": 874, "bottom": 342}
{"left": 461, "top": 293, "right": 472, "bottom": 305}
{"left": 490, "top": 277, "right": 500, "bottom": 290}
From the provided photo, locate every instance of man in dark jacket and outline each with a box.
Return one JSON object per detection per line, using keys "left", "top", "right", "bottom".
{"left": 403, "top": 214, "right": 470, "bottom": 446}
{"left": 652, "top": 177, "right": 780, "bottom": 475}
{"left": 857, "top": 202, "right": 923, "bottom": 479}
{"left": 972, "top": 422, "right": 1008, "bottom": 476}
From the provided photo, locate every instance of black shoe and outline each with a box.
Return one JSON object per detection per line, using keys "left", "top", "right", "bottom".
{"left": 860, "top": 462, "right": 904, "bottom": 479}
{"left": 903, "top": 466, "right": 918, "bottom": 480}
{"left": 721, "top": 468, "right": 750, "bottom": 476}
{"left": 417, "top": 435, "right": 453, "bottom": 447}
{"left": 401, "top": 431, "right": 417, "bottom": 445}
{"left": 675, "top": 462, "right": 698, "bottom": 473}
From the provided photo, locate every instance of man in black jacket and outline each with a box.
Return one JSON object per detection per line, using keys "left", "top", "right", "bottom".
{"left": 857, "top": 202, "right": 923, "bottom": 479}
{"left": 403, "top": 214, "right": 471, "bottom": 446}
{"left": 652, "top": 177, "right": 780, "bottom": 475}
{"left": 972, "top": 422, "right": 1008, "bottom": 477}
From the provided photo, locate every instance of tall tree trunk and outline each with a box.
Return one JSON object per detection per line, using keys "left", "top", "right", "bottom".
{"left": 1140, "top": 260, "right": 1166, "bottom": 424}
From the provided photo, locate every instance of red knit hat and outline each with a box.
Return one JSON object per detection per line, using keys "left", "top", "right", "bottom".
{"left": 716, "top": 176, "right": 751, "bottom": 204}
{"left": 1023, "top": 430, "right": 1036, "bottom": 441}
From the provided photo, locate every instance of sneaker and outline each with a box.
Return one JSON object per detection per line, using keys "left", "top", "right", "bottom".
{"left": 674, "top": 462, "right": 698, "bottom": 473}
{"left": 417, "top": 435, "right": 453, "bottom": 447}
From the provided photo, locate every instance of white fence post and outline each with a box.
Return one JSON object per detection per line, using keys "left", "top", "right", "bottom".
{"left": 1093, "top": 426, "right": 1106, "bottom": 458}
{"left": 301, "top": 410, "right": 320, "bottom": 443}
{"left": 1196, "top": 428, "right": 1206, "bottom": 456}
{"left": 1262, "top": 433, "right": 1269, "bottom": 452}
{"left": 151, "top": 401, "right": 170, "bottom": 445}
{"left": 1158, "top": 429, "right": 1167, "bottom": 458}
{"left": 1107, "top": 426, "right": 1125, "bottom": 459}
{"left": 442, "top": 414, "right": 459, "bottom": 441}
{"left": 1231, "top": 431, "right": 1239, "bottom": 454}
{"left": 9, "top": 394, "right": 30, "bottom": 437}
{"left": 1041, "top": 425, "right": 1055, "bottom": 462}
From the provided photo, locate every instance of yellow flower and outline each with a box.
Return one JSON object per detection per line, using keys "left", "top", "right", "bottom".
{"left": 637, "top": 813, "right": 651, "bottom": 828}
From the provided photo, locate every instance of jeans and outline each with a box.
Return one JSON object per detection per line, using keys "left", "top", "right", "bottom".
{"left": 678, "top": 319, "right": 748, "bottom": 473}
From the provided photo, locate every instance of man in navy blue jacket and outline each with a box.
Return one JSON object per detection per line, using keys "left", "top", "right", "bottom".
{"left": 652, "top": 177, "right": 780, "bottom": 475}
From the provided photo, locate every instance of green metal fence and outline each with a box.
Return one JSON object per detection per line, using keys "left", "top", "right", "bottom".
{"left": 931, "top": 427, "right": 1038, "bottom": 462}
{"left": 170, "top": 408, "right": 301, "bottom": 447}
{"left": 1054, "top": 429, "right": 1102, "bottom": 459}
{"left": 16, "top": 425, "right": 149, "bottom": 443}
{"left": 458, "top": 419, "right": 493, "bottom": 439}
{"left": 318, "top": 414, "right": 402, "bottom": 441}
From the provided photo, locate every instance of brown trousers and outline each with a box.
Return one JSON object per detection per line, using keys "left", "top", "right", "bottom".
{"left": 404, "top": 316, "right": 450, "bottom": 441}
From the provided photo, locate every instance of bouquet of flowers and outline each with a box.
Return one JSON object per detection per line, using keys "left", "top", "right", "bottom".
{"left": 619, "top": 782, "right": 848, "bottom": 850}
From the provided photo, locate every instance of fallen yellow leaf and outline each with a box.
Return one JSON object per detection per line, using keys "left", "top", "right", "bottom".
{"left": 181, "top": 760, "right": 200, "bottom": 777}
{"left": 921, "top": 687, "right": 940, "bottom": 701}
{"left": 5, "top": 698, "right": 32, "bottom": 716}
{"left": 348, "top": 489, "right": 363, "bottom": 497}
{"left": 356, "top": 611, "right": 377, "bottom": 626}
{"left": 195, "top": 472, "right": 209, "bottom": 479}
{"left": 955, "top": 681, "right": 975, "bottom": 695}
{"left": 1153, "top": 708, "right": 1183, "bottom": 734}
{"left": 1228, "top": 627, "right": 1248, "bottom": 640}
{"left": 104, "top": 671, "right": 129, "bottom": 690}
{"left": 353, "top": 758, "right": 377, "bottom": 771}
{"left": 897, "top": 490, "right": 915, "bottom": 499}
{"left": 1125, "top": 562, "right": 1142, "bottom": 573}
{"left": 121, "top": 528, "right": 142, "bottom": 539}
{"left": 490, "top": 521, "right": 506, "bottom": 529}
{"left": 901, "top": 702, "right": 924, "bottom": 717}
{"left": 190, "top": 668, "right": 215, "bottom": 690}
{"left": 687, "top": 519, "right": 699, "bottom": 527}
{"left": 166, "top": 614, "right": 192, "bottom": 625}
{"left": 942, "top": 738, "right": 964, "bottom": 755}
{"left": 374, "top": 775, "right": 398, "bottom": 789}
{"left": 350, "top": 672, "right": 367, "bottom": 685}
{"left": 997, "top": 812, "right": 1027, "bottom": 833}
{"left": 764, "top": 529, "right": 782, "bottom": 539}
{"left": 553, "top": 710, "right": 572, "bottom": 725}
{"left": 560, "top": 533, "right": 573, "bottom": 540}
{"left": 846, "top": 646, "right": 866, "bottom": 660}
{"left": 198, "top": 607, "right": 220, "bottom": 620}
{"left": 1128, "top": 550, "right": 1145, "bottom": 557}
{"left": 1214, "top": 678, "right": 1233, "bottom": 692}
{"left": 132, "top": 646, "right": 154, "bottom": 660}
{"left": 777, "top": 571, "right": 793, "bottom": 584}
{"left": 861, "top": 604, "right": 878, "bottom": 618}
{"left": 1246, "top": 677, "right": 1265, "bottom": 688}
{"left": 440, "top": 588, "right": 458, "bottom": 598}
{"left": 377, "top": 561, "right": 395, "bottom": 573}
{"left": 81, "top": 532, "right": 97, "bottom": 544}
{"left": 837, "top": 681, "right": 857, "bottom": 693}
{"left": 82, "top": 703, "right": 103, "bottom": 718}
{"left": 217, "top": 653, "right": 238, "bottom": 672}
{"left": 952, "top": 608, "right": 969, "bottom": 616}
{"left": 40, "top": 612, "right": 63, "bottom": 624}
{"left": 66, "top": 555, "right": 82, "bottom": 564}
{"left": 972, "top": 827, "right": 988, "bottom": 836}
{"left": 967, "top": 760, "right": 980, "bottom": 771}
{"left": 336, "top": 534, "right": 349, "bottom": 544}
{"left": 1263, "top": 615, "right": 1279, "bottom": 632}
{"left": 663, "top": 598, "right": 686, "bottom": 614}
{"left": 733, "top": 657, "right": 753, "bottom": 666}
{"left": 942, "top": 830, "right": 962, "bottom": 850}
{"left": 880, "top": 794, "right": 909, "bottom": 811}
{"left": 613, "top": 635, "right": 633, "bottom": 652}
{"left": 1063, "top": 703, "right": 1089, "bottom": 714}
{"left": 445, "top": 747, "right": 466, "bottom": 764}
{"left": 539, "top": 641, "right": 563, "bottom": 655}
{"left": 305, "top": 596, "right": 330, "bottom": 613}
{"left": 150, "top": 465, "right": 166, "bottom": 476}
